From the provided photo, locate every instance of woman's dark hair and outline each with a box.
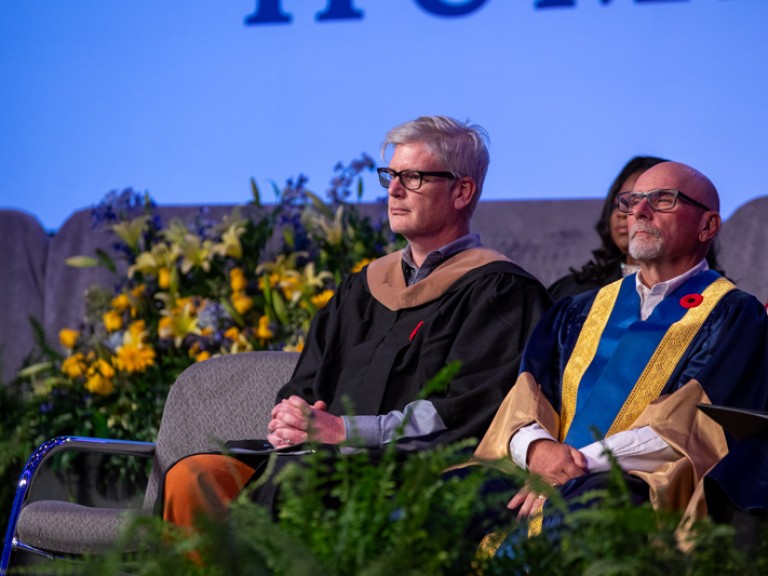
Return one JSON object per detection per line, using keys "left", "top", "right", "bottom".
{"left": 573, "top": 155, "right": 724, "bottom": 283}
{"left": 572, "top": 156, "right": 669, "bottom": 284}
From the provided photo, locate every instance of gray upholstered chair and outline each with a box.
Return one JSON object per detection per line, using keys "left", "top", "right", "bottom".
{"left": 1, "top": 350, "right": 299, "bottom": 572}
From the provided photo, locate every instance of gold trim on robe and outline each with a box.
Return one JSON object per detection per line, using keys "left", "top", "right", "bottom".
{"left": 559, "top": 281, "right": 622, "bottom": 441}
{"left": 608, "top": 277, "right": 735, "bottom": 436}
{"left": 560, "top": 276, "right": 735, "bottom": 443}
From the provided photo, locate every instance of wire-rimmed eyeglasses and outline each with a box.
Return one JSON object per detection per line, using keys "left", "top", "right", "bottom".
{"left": 617, "top": 189, "right": 712, "bottom": 214}
{"left": 377, "top": 168, "right": 457, "bottom": 191}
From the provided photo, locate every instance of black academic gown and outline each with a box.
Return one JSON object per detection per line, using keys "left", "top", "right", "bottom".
{"left": 279, "top": 248, "right": 551, "bottom": 448}
{"left": 245, "top": 248, "right": 550, "bottom": 514}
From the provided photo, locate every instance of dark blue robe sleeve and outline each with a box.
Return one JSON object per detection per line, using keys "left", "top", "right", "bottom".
{"left": 681, "top": 289, "right": 768, "bottom": 412}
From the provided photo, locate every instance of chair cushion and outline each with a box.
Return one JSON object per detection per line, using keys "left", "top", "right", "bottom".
{"left": 17, "top": 500, "right": 153, "bottom": 555}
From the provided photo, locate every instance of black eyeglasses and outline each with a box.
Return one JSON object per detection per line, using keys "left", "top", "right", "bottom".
{"left": 616, "top": 189, "right": 712, "bottom": 214}
{"left": 377, "top": 168, "right": 457, "bottom": 191}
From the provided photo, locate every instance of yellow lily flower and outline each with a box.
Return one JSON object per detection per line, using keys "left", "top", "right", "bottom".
{"left": 278, "top": 274, "right": 302, "bottom": 302}
{"left": 93, "top": 357, "right": 116, "bottom": 379}
{"left": 161, "top": 221, "right": 215, "bottom": 274}
{"left": 125, "top": 320, "right": 148, "bottom": 345}
{"left": 301, "top": 261, "right": 333, "bottom": 289}
{"left": 213, "top": 220, "right": 247, "bottom": 260}
{"left": 103, "top": 310, "right": 123, "bottom": 332}
{"left": 85, "top": 372, "right": 114, "bottom": 396}
{"left": 231, "top": 292, "right": 254, "bottom": 315}
{"left": 256, "top": 252, "right": 308, "bottom": 278}
{"left": 127, "top": 242, "right": 178, "bottom": 278}
{"left": 256, "top": 315, "right": 274, "bottom": 341}
{"left": 258, "top": 272, "right": 280, "bottom": 291}
{"left": 194, "top": 350, "right": 212, "bottom": 363}
{"left": 179, "top": 235, "right": 215, "bottom": 274}
{"left": 158, "top": 316, "right": 174, "bottom": 339}
{"left": 84, "top": 358, "right": 116, "bottom": 395}
{"left": 158, "top": 301, "right": 201, "bottom": 348}
{"left": 61, "top": 353, "right": 87, "bottom": 378}
{"left": 111, "top": 215, "right": 150, "bottom": 252}
{"left": 230, "top": 268, "right": 248, "bottom": 292}
{"left": 313, "top": 204, "right": 345, "bottom": 247}
{"left": 111, "top": 294, "right": 132, "bottom": 312}
{"left": 59, "top": 328, "right": 80, "bottom": 350}
{"left": 158, "top": 267, "right": 172, "bottom": 289}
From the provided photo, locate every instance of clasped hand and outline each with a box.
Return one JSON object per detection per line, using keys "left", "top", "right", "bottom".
{"left": 267, "top": 395, "right": 346, "bottom": 449}
{"left": 507, "top": 439, "right": 588, "bottom": 519}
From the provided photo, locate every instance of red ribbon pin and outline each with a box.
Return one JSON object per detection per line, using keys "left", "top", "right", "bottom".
{"left": 409, "top": 321, "right": 424, "bottom": 341}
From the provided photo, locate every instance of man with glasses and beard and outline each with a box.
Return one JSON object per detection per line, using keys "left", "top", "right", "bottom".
{"left": 471, "top": 161, "right": 768, "bottom": 548}
{"left": 162, "top": 116, "right": 550, "bottom": 527}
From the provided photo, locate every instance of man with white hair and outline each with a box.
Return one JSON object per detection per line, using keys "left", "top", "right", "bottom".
{"left": 473, "top": 161, "right": 768, "bottom": 534}
{"left": 163, "top": 116, "right": 550, "bottom": 527}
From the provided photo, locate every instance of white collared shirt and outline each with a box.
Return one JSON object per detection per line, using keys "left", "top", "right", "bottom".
{"left": 636, "top": 259, "right": 709, "bottom": 320}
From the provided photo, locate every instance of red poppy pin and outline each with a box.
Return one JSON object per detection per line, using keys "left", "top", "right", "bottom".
{"left": 680, "top": 294, "right": 703, "bottom": 309}
{"left": 409, "top": 321, "right": 425, "bottom": 342}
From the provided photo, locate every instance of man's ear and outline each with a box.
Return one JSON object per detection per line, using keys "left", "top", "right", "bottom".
{"left": 454, "top": 177, "right": 477, "bottom": 211}
{"left": 699, "top": 211, "right": 721, "bottom": 242}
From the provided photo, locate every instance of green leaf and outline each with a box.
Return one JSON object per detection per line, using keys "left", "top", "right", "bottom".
{"left": 419, "top": 360, "right": 462, "bottom": 399}
{"left": 92, "top": 410, "right": 109, "bottom": 438}
{"left": 304, "top": 190, "right": 333, "bottom": 217}
{"left": 250, "top": 177, "right": 262, "bottom": 207}
{"left": 16, "top": 361, "right": 55, "bottom": 378}
{"left": 221, "top": 297, "right": 245, "bottom": 327}
{"left": 95, "top": 248, "right": 118, "bottom": 274}
{"left": 65, "top": 255, "right": 100, "bottom": 268}
{"left": 271, "top": 290, "right": 289, "bottom": 326}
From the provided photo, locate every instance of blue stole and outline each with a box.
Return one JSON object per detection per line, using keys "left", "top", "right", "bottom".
{"left": 563, "top": 270, "right": 723, "bottom": 448}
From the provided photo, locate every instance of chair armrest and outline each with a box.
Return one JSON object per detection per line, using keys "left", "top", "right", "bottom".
{"left": 23, "top": 436, "right": 155, "bottom": 484}
{"left": 2, "top": 436, "right": 155, "bottom": 569}
{"left": 19, "top": 435, "right": 155, "bottom": 500}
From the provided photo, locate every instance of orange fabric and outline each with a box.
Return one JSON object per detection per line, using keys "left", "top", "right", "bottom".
{"left": 163, "top": 454, "right": 257, "bottom": 528}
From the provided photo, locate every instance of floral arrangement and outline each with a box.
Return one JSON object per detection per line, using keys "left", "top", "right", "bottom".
{"left": 12, "top": 156, "right": 401, "bottom": 455}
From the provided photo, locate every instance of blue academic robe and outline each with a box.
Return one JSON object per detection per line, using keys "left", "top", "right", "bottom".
{"left": 524, "top": 273, "right": 768, "bottom": 441}
{"left": 473, "top": 271, "right": 768, "bottom": 520}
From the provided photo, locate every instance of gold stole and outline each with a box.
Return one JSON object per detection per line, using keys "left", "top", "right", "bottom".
{"left": 559, "top": 276, "right": 735, "bottom": 442}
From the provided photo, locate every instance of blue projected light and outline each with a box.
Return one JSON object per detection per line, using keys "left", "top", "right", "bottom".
{"left": 0, "top": 1, "right": 766, "bottom": 230}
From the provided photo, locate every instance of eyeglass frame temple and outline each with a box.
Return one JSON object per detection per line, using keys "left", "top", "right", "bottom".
{"left": 377, "top": 168, "right": 458, "bottom": 187}
{"left": 617, "top": 189, "right": 712, "bottom": 213}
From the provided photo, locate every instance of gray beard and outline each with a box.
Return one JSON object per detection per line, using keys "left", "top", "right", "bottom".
{"left": 629, "top": 237, "right": 664, "bottom": 261}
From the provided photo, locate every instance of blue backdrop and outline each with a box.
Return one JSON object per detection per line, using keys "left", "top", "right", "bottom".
{"left": 1, "top": 0, "right": 766, "bottom": 230}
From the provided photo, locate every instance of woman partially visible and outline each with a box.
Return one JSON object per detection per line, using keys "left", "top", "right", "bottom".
{"left": 548, "top": 155, "right": 724, "bottom": 301}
